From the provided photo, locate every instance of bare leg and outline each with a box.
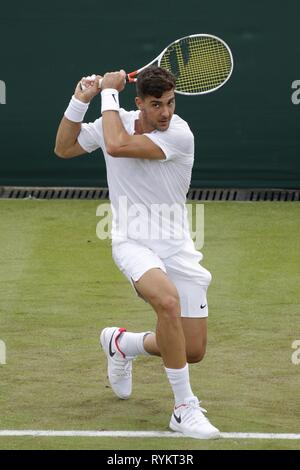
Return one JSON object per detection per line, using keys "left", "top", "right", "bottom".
{"left": 134, "top": 268, "right": 186, "bottom": 369}
{"left": 143, "top": 317, "right": 207, "bottom": 363}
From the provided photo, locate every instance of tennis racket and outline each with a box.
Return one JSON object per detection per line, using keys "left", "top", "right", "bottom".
{"left": 81, "top": 34, "right": 233, "bottom": 95}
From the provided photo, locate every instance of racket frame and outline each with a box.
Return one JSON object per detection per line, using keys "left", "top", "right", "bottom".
{"left": 81, "top": 33, "right": 233, "bottom": 95}
{"left": 127, "top": 33, "right": 234, "bottom": 95}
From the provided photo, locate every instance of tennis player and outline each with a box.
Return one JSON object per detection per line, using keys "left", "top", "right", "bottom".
{"left": 55, "top": 66, "right": 220, "bottom": 439}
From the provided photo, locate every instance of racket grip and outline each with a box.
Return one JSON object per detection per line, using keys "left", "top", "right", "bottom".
{"left": 98, "top": 76, "right": 129, "bottom": 89}
{"left": 127, "top": 71, "right": 138, "bottom": 83}
{"left": 81, "top": 76, "right": 129, "bottom": 91}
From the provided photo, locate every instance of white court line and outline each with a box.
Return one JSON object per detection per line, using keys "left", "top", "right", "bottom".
{"left": 0, "top": 430, "right": 299, "bottom": 439}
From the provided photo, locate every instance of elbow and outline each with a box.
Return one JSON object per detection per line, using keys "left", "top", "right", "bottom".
{"left": 106, "top": 139, "right": 129, "bottom": 157}
{"left": 106, "top": 143, "right": 120, "bottom": 157}
{"left": 54, "top": 146, "right": 69, "bottom": 159}
{"left": 54, "top": 148, "right": 64, "bottom": 158}
{"left": 105, "top": 133, "right": 130, "bottom": 157}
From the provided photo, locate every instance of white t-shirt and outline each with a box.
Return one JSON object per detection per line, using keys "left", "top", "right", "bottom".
{"left": 78, "top": 108, "right": 195, "bottom": 258}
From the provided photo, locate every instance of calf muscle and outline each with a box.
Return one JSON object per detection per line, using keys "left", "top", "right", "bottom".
{"left": 134, "top": 268, "right": 186, "bottom": 368}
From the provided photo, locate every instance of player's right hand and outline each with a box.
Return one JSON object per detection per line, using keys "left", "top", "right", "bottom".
{"left": 74, "top": 74, "right": 102, "bottom": 103}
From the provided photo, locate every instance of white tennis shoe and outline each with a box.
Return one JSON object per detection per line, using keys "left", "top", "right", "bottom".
{"left": 100, "top": 327, "right": 133, "bottom": 400}
{"left": 169, "top": 396, "right": 220, "bottom": 439}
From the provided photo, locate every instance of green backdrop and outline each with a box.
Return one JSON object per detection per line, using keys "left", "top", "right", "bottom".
{"left": 0, "top": 0, "right": 299, "bottom": 188}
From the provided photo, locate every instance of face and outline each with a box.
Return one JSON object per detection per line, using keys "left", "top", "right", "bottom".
{"left": 135, "top": 89, "right": 175, "bottom": 132}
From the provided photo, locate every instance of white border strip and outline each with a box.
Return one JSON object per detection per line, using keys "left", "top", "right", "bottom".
{"left": 0, "top": 430, "right": 299, "bottom": 439}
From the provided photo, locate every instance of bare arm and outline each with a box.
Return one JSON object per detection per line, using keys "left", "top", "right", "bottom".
{"left": 101, "top": 71, "right": 165, "bottom": 160}
{"left": 54, "top": 76, "right": 102, "bottom": 159}
{"left": 102, "top": 111, "right": 165, "bottom": 160}
{"left": 54, "top": 117, "right": 84, "bottom": 159}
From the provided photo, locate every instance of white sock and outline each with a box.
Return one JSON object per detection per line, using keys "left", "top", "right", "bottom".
{"left": 117, "top": 331, "right": 153, "bottom": 358}
{"left": 165, "top": 364, "right": 195, "bottom": 406}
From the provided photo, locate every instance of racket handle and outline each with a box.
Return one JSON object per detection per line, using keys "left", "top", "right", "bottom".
{"left": 80, "top": 74, "right": 130, "bottom": 91}
{"left": 79, "top": 76, "right": 103, "bottom": 91}
{"left": 98, "top": 76, "right": 130, "bottom": 89}
{"left": 99, "top": 74, "right": 130, "bottom": 88}
{"left": 79, "top": 75, "right": 98, "bottom": 92}
{"left": 127, "top": 71, "right": 138, "bottom": 83}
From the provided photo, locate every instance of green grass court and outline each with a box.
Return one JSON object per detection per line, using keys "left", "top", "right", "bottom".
{"left": 0, "top": 200, "right": 299, "bottom": 450}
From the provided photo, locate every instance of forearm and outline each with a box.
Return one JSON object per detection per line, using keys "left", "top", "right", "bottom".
{"left": 55, "top": 76, "right": 101, "bottom": 159}
{"left": 55, "top": 95, "right": 89, "bottom": 158}
{"left": 55, "top": 117, "right": 82, "bottom": 158}
{"left": 102, "top": 111, "right": 130, "bottom": 154}
{"left": 100, "top": 87, "right": 164, "bottom": 160}
{"left": 99, "top": 72, "right": 161, "bottom": 159}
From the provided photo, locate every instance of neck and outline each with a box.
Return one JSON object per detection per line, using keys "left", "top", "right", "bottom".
{"left": 135, "top": 111, "right": 155, "bottom": 134}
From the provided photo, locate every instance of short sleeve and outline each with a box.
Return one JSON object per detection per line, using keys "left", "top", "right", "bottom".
{"left": 144, "top": 120, "right": 194, "bottom": 164}
{"left": 77, "top": 118, "right": 104, "bottom": 154}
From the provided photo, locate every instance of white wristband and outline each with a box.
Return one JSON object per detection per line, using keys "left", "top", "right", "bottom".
{"left": 64, "top": 95, "right": 89, "bottom": 122}
{"left": 101, "top": 88, "right": 120, "bottom": 113}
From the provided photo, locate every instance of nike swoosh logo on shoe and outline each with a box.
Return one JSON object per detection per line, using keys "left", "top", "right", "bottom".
{"left": 109, "top": 333, "right": 116, "bottom": 357}
{"left": 173, "top": 412, "right": 181, "bottom": 424}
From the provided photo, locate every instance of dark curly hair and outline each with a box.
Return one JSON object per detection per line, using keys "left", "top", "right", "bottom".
{"left": 136, "top": 65, "right": 176, "bottom": 99}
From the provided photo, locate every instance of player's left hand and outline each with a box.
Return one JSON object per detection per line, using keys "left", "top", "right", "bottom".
{"left": 101, "top": 70, "right": 126, "bottom": 92}
{"left": 75, "top": 74, "right": 102, "bottom": 103}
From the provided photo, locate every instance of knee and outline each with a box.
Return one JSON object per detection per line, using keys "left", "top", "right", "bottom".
{"left": 186, "top": 345, "right": 206, "bottom": 364}
{"left": 154, "top": 293, "right": 180, "bottom": 318}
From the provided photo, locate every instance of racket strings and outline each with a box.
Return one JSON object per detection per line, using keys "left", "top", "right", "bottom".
{"left": 160, "top": 36, "right": 232, "bottom": 94}
{"left": 183, "top": 38, "right": 231, "bottom": 90}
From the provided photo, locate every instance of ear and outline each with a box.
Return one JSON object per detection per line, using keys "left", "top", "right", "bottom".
{"left": 135, "top": 96, "right": 143, "bottom": 110}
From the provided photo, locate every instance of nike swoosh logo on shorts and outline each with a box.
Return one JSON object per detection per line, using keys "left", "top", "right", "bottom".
{"left": 200, "top": 304, "right": 207, "bottom": 309}
{"left": 173, "top": 412, "right": 181, "bottom": 424}
{"left": 109, "top": 333, "right": 116, "bottom": 357}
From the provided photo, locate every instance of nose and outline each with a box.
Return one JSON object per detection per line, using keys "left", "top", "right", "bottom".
{"left": 161, "top": 106, "right": 170, "bottom": 119}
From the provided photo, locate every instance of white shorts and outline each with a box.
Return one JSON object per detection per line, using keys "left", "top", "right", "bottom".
{"left": 112, "top": 239, "right": 212, "bottom": 318}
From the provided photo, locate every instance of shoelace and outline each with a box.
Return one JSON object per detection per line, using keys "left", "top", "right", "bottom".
{"left": 180, "top": 400, "right": 210, "bottom": 425}
{"left": 112, "top": 356, "right": 134, "bottom": 377}
{"left": 187, "top": 400, "right": 207, "bottom": 414}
